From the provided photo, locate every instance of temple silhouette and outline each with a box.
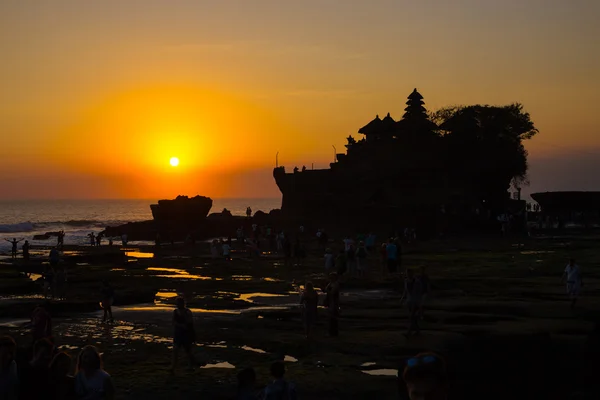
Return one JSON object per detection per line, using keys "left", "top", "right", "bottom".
{"left": 274, "top": 88, "right": 536, "bottom": 234}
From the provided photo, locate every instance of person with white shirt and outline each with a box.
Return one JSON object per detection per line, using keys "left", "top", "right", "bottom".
{"left": 561, "top": 258, "right": 583, "bottom": 309}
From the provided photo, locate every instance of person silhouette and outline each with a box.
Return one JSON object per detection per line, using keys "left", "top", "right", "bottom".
{"left": 22, "top": 240, "right": 31, "bottom": 262}
{"left": 4, "top": 238, "right": 23, "bottom": 259}
{"left": 246, "top": 207, "right": 252, "bottom": 218}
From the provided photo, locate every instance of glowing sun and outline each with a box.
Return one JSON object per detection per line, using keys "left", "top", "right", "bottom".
{"left": 169, "top": 157, "right": 179, "bottom": 167}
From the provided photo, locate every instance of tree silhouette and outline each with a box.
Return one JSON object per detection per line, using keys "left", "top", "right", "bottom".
{"left": 435, "top": 103, "right": 538, "bottom": 204}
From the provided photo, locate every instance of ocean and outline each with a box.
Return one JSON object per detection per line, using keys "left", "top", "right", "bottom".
{"left": 0, "top": 198, "right": 280, "bottom": 254}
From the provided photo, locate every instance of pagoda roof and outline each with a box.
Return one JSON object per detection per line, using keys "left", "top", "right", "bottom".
{"left": 407, "top": 88, "right": 423, "bottom": 101}
{"left": 358, "top": 114, "right": 383, "bottom": 135}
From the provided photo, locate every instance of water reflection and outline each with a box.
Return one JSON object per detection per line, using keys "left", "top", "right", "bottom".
{"left": 146, "top": 267, "right": 218, "bottom": 280}
{"left": 126, "top": 251, "right": 154, "bottom": 258}
{"left": 361, "top": 362, "right": 377, "bottom": 367}
{"left": 155, "top": 292, "right": 179, "bottom": 299}
{"left": 241, "top": 346, "right": 267, "bottom": 354}
{"left": 362, "top": 369, "right": 397, "bottom": 376}
{"left": 236, "top": 293, "right": 288, "bottom": 303}
{"left": 201, "top": 362, "right": 235, "bottom": 369}
{"left": 29, "top": 273, "right": 42, "bottom": 282}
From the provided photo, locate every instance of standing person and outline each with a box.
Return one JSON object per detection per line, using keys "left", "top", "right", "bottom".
{"left": 562, "top": 258, "right": 583, "bottom": 309}
{"left": 100, "top": 281, "right": 114, "bottom": 323}
{"left": 95, "top": 234, "right": 102, "bottom": 247}
{"left": 49, "top": 247, "right": 60, "bottom": 269}
{"left": 246, "top": 206, "right": 252, "bottom": 218}
{"left": 49, "top": 351, "right": 76, "bottom": 400}
{"left": 210, "top": 240, "right": 219, "bottom": 259}
{"left": 335, "top": 249, "right": 347, "bottom": 276}
{"left": 293, "top": 238, "right": 305, "bottom": 267}
{"left": 401, "top": 269, "right": 424, "bottom": 337}
{"left": 356, "top": 241, "right": 368, "bottom": 278}
{"left": 419, "top": 267, "right": 431, "bottom": 319}
{"left": 22, "top": 240, "right": 30, "bottom": 263}
{"left": 31, "top": 306, "right": 52, "bottom": 343}
{"left": 57, "top": 231, "right": 65, "bottom": 249}
{"left": 88, "top": 233, "right": 95, "bottom": 247}
{"left": 0, "top": 336, "right": 19, "bottom": 400}
{"left": 4, "top": 238, "right": 23, "bottom": 259}
{"left": 43, "top": 266, "right": 55, "bottom": 299}
{"left": 283, "top": 236, "right": 292, "bottom": 268}
{"left": 74, "top": 346, "right": 115, "bottom": 400}
{"left": 346, "top": 242, "right": 357, "bottom": 277}
{"left": 300, "top": 282, "right": 319, "bottom": 339}
{"left": 222, "top": 241, "right": 232, "bottom": 261}
{"left": 263, "top": 362, "right": 297, "bottom": 400}
{"left": 276, "top": 231, "right": 284, "bottom": 253}
{"left": 365, "top": 232, "right": 376, "bottom": 253}
{"left": 324, "top": 273, "right": 340, "bottom": 337}
{"left": 171, "top": 297, "right": 196, "bottom": 373}
{"left": 120, "top": 233, "right": 128, "bottom": 247}
{"left": 401, "top": 352, "right": 448, "bottom": 400}
{"left": 324, "top": 248, "right": 334, "bottom": 272}
{"left": 236, "top": 367, "right": 258, "bottom": 400}
{"left": 385, "top": 239, "right": 399, "bottom": 276}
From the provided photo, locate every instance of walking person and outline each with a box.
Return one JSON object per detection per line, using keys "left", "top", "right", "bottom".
{"left": 171, "top": 297, "right": 196, "bottom": 373}
{"left": 562, "top": 258, "right": 583, "bottom": 309}
{"left": 324, "top": 273, "right": 340, "bottom": 337}
{"left": 100, "top": 281, "right": 114, "bottom": 323}
{"left": 419, "top": 266, "right": 431, "bottom": 319}
{"left": 401, "top": 269, "right": 424, "bottom": 337}
{"left": 300, "top": 282, "right": 319, "bottom": 339}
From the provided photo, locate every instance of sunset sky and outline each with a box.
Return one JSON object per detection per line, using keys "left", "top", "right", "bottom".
{"left": 1, "top": 0, "right": 599, "bottom": 200}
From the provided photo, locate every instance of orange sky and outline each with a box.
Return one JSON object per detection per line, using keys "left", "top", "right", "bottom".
{"left": 1, "top": 0, "right": 599, "bottom": 199}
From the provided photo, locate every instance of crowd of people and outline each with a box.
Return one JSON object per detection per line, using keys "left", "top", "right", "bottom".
{"left": 1, "top": 214, "right": 587, "bottom": 399}
{"left": 0, "top": 330, "right": 114, "bottom": 400}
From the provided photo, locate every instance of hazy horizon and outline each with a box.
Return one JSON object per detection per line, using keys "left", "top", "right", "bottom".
{"left": 2, "top": 0, "right": 599, "bottom": 199}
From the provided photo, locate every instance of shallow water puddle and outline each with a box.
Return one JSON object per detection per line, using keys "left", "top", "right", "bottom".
{"left": 241, "top": 346, "right": 267, "bottom": 354}
{"left": 520, "top": 250, "right": 555, "bottom": 255}
{"left": 156, "top": 291, "right": 179, "bottom": 299}
{"left": 147, "top": 267, "right": 216, "bottom": 280}
{"left": 201, "top": 362, "right": 235, "bottom": 369}
{"left": 361, "top": 362, "right": 377, "bottom": 367}
{"left": 232, "top": 275, "right": 253, "bottom": 281}
{"left": 237, "top": 293, "right": 288, "bottom": 303}
{"left": 29, "top": 273, "right": 42, "bottom": 281}
{"left": 126, "top": 251, "right": 154, "bottom": 258}
{"left": 58, "top": 318, "right": 172, "bottom": 345}
{"left": 262, "top": 277, "right": 283, "bottom": 282}
{"left": 362, "top": 369, "right": 397, "bottom": 376}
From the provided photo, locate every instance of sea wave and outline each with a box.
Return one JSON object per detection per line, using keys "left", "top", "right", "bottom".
{"left": 0, "top": 219, "right": 126, "bottom": 233}
{"left": 0, "top": 222, "right": 36, "bottom": 233}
